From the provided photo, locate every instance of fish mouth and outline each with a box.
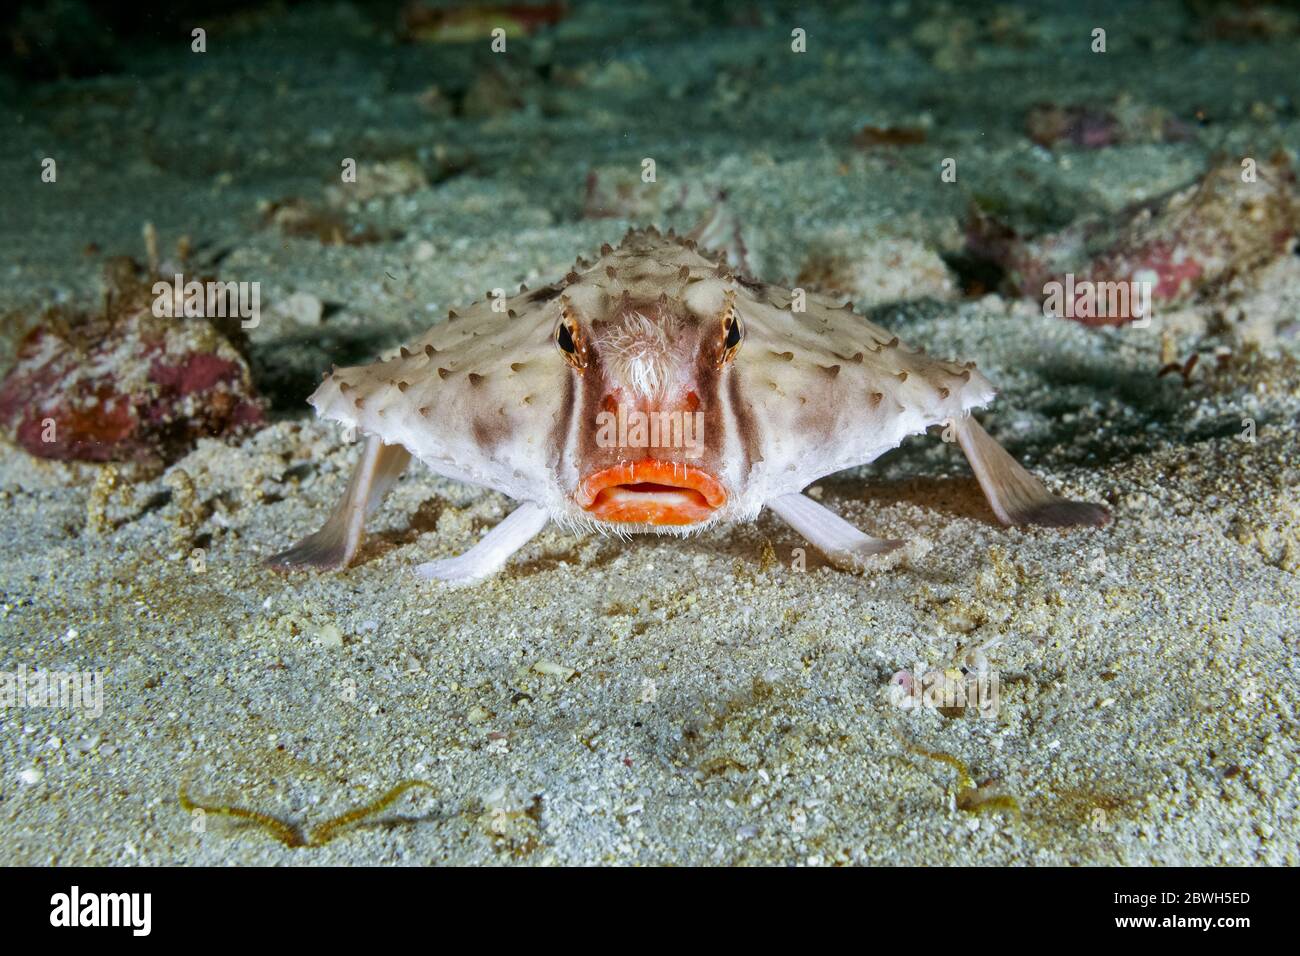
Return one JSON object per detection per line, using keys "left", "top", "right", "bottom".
{"left": 576, "top": 459, "right": 727, "bottom": 526}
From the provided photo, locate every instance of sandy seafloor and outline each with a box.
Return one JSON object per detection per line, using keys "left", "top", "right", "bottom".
{"left": 1, "top": 0, "right": 1299, "bottom": 865}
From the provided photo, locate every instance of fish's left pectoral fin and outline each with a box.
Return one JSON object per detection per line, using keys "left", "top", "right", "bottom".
{"left": 767, "top": 492, "right": 905, "bottom": 571}
{"left": 414, "top": 501, "right": 549, "bottom": 587}
{"left": 955, "top": 416, "right": 1110, "bottom": 528}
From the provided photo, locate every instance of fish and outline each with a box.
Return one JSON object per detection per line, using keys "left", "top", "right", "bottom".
{"left": 267, "top": 226, "right": 1109, "bottom": 585}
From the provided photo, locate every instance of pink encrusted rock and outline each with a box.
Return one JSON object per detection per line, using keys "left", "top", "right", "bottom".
{"left": 1025, "top": 98, "right": 1195, "bottom": 150}
{"left": 0, "top": 300, "right": 265, "bottom": 464}
{"left": 967, "top": 156, "right": 1300, "bottom": 326}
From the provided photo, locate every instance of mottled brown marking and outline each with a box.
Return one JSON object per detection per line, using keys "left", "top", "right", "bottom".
{"left": 529, "top": 285, "right": 563, "bottom": 304}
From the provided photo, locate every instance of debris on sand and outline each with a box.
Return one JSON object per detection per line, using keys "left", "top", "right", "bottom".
{"left": 0, "top": 239, "right": 265, "bottom": 464}
{"left": 966, "top": 156, "right": 1300, "bottom": 326}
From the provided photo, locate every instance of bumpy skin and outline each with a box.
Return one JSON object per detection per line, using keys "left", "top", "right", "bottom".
{"left": 274, "top": 226, "right": 1106, "bottom": 582}
{"left": 309, "top": 229, "right": 994, "bottom": 528}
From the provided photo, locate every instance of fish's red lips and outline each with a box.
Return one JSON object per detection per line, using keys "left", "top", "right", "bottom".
{"left": 576, "top": 460, "right": 727, "bottom": 525}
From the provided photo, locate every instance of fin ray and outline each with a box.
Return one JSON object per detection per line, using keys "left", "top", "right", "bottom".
{"left": 267, "top": 436, "right": 411, "bottom": 570}
{"left": 767, "top": 492, "right": 904, "bottom": 570}
{"left": 955, "top": 417, "right": 1109, "bottom": 527}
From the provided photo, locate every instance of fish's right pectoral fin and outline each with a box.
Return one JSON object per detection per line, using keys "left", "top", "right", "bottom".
{"left": 414, "top": 501, "right": 549, "bottom": 586}
{"left": 266, "top": 435, "right": 411, "bottom": 571}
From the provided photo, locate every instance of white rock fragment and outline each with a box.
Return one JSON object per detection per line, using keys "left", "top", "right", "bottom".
{"left": 272, "top": 291, "right": 324, "bottom": 327}
{"left": 312, "top": 623, "right": 345, "bottom": 648}
{"left": 533, "top": 660, "right": 576, "bottom": 680}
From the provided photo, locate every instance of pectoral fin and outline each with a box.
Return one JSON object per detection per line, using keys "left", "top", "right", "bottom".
{"left": 267, "top": 435, "right": 411, "bottom": 570}
{"left": 414, "top": 501, "right": 549, "bottom": 586}
{"left": 955, "top": 416, "right": 1109, "bottom": 527}
{"left": 767, "top": 492, "right": 904, "bottom": 571}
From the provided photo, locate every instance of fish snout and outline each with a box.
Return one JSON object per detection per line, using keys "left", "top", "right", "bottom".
{"left": 575, "top": 459, "right": 726, "bottom": 526}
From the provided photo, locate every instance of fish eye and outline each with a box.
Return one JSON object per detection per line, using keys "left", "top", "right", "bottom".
{"left": 717, "top": 294, "right": 743, "bottom": 366}
{"left": 724, "top": 314, "right": 742, "bottom": 350}
{"left": 555, "top": 312, "right": 588, "bottom": 370}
